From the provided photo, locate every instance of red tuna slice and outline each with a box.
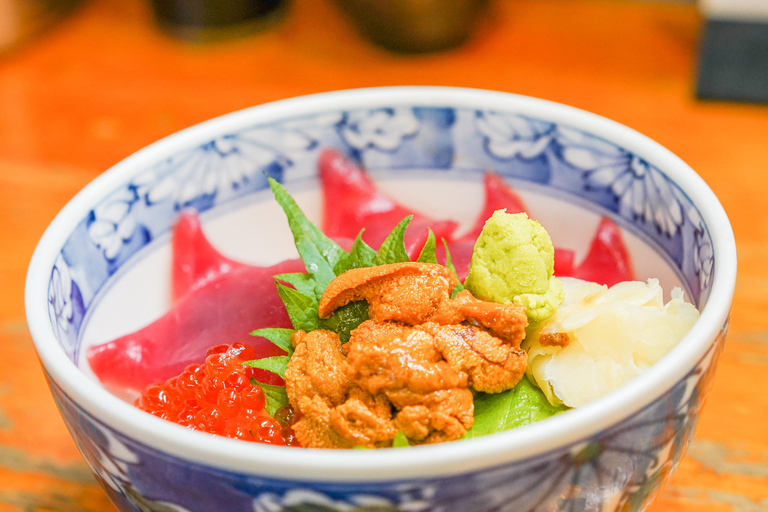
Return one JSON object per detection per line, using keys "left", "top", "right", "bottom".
{"left": 554, "top": 248, "right": 576, "bottom": 277}
{"left": 572, "top": 217, "right": 635, "bottom": 286}
{"left": 462, "top": 172, "right": 529, "bottom": 243}
{"left": 319, "top": 148, "right": 458, "bottom": 253}
{"left": 172, "top": 211, "right": 246, "bottom": 302}
{"left": 87, "top": 258, "right": 304, "bottom": 401}
{"left": 404, "top": 220, "right": 456, "bottom": 262}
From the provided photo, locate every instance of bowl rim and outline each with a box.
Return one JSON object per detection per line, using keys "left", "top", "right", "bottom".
{"left": 25, "top": 86, "right": 736, "bottom": 482}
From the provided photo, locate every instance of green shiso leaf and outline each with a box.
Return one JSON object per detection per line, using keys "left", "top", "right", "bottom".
{"left": 334, "top": 232, "right": 377, "bottom": 274}
{"left": 252, "top": 381, "right": 290, "bottom": 417}
{"left": 275, "top": 282, "right": 319, "bottom": 331}
{"left": 392, "top": 431, "right": 411, "bottom": 448}
{"left": 319, "top": 301, "right": 369, "bottom": 344}
{"left": 250, "top": 328, "right": 295, "bottom": 355}
{"left": 268, "top": 177, "right": 345, "bottom": 294}
{"left": 416, "top": 229, "right": 437, "bottom": 264}
{"left": 243, "top": 356, "right": 290, "bottom": 378}
{"left": 274, "top": 272, "right": 317, "bottom": 299}
{"left": 375, "top": 216, "right": 412, "bottom": 265}
{"left": 463, "top": 376, "right": 568, "bottom": 439}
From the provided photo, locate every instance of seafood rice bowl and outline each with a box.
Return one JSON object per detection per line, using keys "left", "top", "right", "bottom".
{"left": 25, "top": 87, "right": 735, "bottom": 512}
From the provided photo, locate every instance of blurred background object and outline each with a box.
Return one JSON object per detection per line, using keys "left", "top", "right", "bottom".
{"left": 335, "top": 0, "right": 491, "bottom": 54}
{"left": 0, "top": 0, "right": 82, "bottom": 54}
{"left": 697, "top": 0, "right": 768, "bottom": 104}
{"left": 148, "top": 0, "right": 286, "bottom": 41}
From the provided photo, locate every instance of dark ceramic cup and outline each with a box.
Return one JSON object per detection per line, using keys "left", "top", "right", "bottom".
{"left": 335, "top": 0, "right": 491, "bottom": 53}
{"left": 149, "top": 0, "right": 286, "bottom": 41}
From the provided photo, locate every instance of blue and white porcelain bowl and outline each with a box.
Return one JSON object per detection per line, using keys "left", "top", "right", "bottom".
{"left": 26, "top": 87, "right": 736, "bottom": 512}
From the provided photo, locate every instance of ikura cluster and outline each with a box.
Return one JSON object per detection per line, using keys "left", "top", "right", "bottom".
{"left": 135, "top": 343, "right": 300, "bottom": 446}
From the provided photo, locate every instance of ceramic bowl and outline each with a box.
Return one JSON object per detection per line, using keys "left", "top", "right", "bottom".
{"left": 26, "top": 87, "right": 736, "bottom": 512}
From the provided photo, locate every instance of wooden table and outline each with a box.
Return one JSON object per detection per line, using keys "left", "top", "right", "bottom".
{"left": 1, "top": 0, "right": 766, "bottom": 510}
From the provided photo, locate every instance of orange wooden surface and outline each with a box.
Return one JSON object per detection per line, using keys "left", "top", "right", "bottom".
{"left": 1, "top": 0, "right": 767, "bottom": 510}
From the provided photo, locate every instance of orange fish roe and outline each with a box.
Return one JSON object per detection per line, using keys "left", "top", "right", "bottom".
{"left": 136, "top": 343, "right": 300, "bottom": 446}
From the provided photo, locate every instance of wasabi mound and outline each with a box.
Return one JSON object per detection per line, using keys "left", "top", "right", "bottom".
{"left": 465, "top": 210, "right": 564, "bottom": 323}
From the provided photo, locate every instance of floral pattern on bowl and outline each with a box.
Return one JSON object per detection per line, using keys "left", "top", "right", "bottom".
{"left": 47, "top": 105, "right": 714, "bottom": 364}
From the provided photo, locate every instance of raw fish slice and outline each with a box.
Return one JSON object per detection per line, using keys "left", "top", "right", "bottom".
{"left": 553, "top": 248, "right": 576, "bottom": 277}
{"left": 319, "top": 149, "right": 458, "bottom": 254}
{"left": 88, "top": 259, "right": 304, "bottom": 401}
{"left": 172, "top": 211, "right": 246, "bottom": 301}
{"left": 572, "top": 217, "right": 635, "bottom": 286}
{"left": 462, "top": 173, "right": 528, "bottom": 242}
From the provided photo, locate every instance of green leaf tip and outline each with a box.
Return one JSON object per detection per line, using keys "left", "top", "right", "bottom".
{"left": 250, "top": 328, "right": 295, "bottom": 355}
{"left": 274, "top": 272, "right": 316, "bottom": 299}
{"left": 251, "top": 380, "right": 290, "bottom": 417}
{"left": 392, "top": 431, "right": 411, "bottom": 448}
{"left": 375, "top": 216, "right": 412, "bottom": 265}
{"left": 275, "top": 282, "right": 319, "bottom": 331}
{"left": 334, "top": 231, "right": 377, "bottom": 274}
{"left": 416, "top": 229, "right": 437, "bottom": 264}
{"left": 243, "top": 356, "right": 290, "bottom": 378}
{"left": 442, "top": 238, "right": 464, "bottom": 296}
{"left": 267, "top": 177, "right": 345, "bottom": 292}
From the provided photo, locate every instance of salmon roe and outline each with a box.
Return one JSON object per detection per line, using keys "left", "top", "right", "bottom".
{"left": 135, "top": 343, "right": 300, "bottom": 446}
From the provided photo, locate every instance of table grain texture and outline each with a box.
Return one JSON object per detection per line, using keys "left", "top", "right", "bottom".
{"left": 1, "top": 0, "right": 766, "bottom": 510}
